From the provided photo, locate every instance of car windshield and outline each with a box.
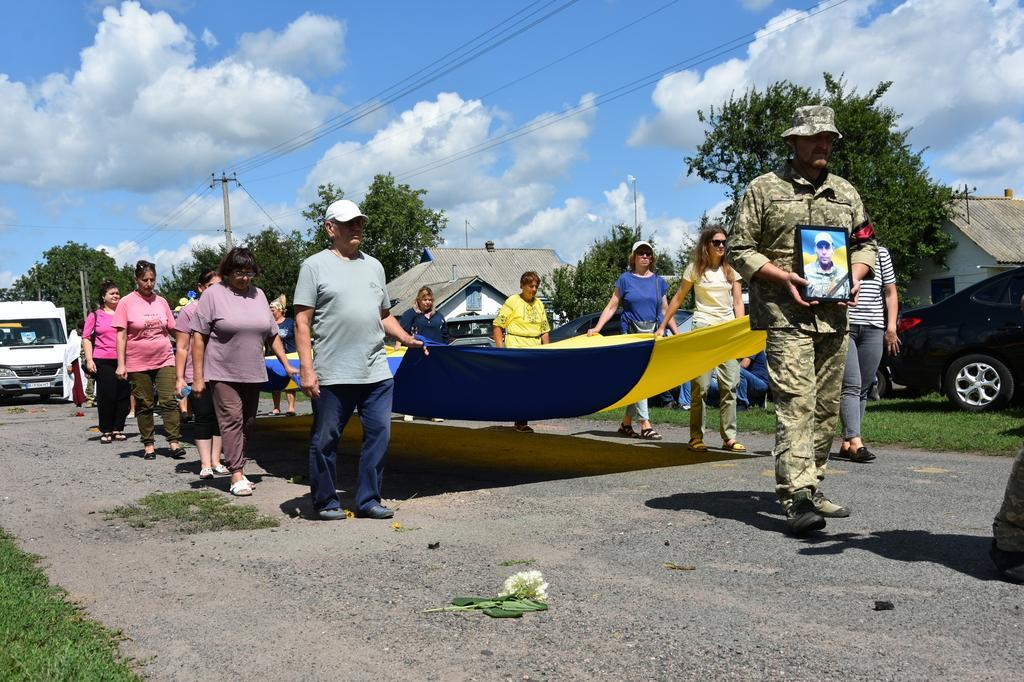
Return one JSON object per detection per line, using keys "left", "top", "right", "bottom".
{"left": 0, "top": 319, "right": 67, "bottom": 347}
{"left": 448, "top": 318, "right": 494, "bottom": 338}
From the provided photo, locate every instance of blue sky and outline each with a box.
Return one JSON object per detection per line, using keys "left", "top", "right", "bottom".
{"left": 1, "top": 0, "right": 1022, "bottom": 288}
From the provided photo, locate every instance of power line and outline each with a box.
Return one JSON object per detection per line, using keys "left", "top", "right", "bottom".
{"left": 236, "top": 181, "right": 284, "bottom": 232}
{"left": 229, "top": 0, "right": 580, "bottom": 176}
{"left": 244, "top": 0, "right": 681, "bottom": 186}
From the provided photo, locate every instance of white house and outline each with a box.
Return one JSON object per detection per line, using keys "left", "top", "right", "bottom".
{"left": 387, "top": 241, "right": 567, "bottom": 318}
{"left": 905, "top": 191, "right": 1024, "bottom": 304}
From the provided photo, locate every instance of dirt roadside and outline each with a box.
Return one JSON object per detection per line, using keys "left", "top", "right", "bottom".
{"left": 1, "top": 398, "right": 1021, "bottom": 680}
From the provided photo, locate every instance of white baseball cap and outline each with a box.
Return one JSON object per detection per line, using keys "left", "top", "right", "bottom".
{"left": 631, "top": 240, "right": 654, "bottom": 254}
{"left": 325, "top": 199, "right": 368, "bottom": 223}
{"left": 813, "top": 231, "right": 834, "bottom": 246}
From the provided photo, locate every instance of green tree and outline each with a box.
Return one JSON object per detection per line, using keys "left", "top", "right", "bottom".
{"left": 161, "top": 242, "right": 225, "bottom": 305}
{"left": 685, "top": 73, "right": 955, "bottom": 287}
{"left": 543, "top": 224, "right": 673, "bottom": 320}
{"left": 241, "top": 228, "right": 317, "bottom": 309}
{"left": 302, "top": 176, "right": 447, "bottom": 281}
{"left": 0, "top": 242, "right": 134, "bottom": 331}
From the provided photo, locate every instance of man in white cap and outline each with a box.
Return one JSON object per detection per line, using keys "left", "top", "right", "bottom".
{"left": 804, "top": 231, "right": 850, "bottom": 299}
{"left": 293, "top": 199, "right": 425, "bottom": 521}
{"left": 729, "top": 105, "right": 877, "bottom": 535}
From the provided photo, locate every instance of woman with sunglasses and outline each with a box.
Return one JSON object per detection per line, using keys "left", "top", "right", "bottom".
{"left": 190, "top": 248, "right": 299, "bottom": 496}
{"left": 115, "top": 260, "right": 183, "bottom": 459}
{"left": 589, "top": 240, "right": 676, "bottom": 440}
{"left": 660, "top": 227, "right": 746, "bottom": 453}
{"left": 83, "top": 280, "right": 131, "bottom": 444}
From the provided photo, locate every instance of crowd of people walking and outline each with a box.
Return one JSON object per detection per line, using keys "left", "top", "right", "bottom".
{"left": 65, "top": 104, "right": 1022, "bottom": 584}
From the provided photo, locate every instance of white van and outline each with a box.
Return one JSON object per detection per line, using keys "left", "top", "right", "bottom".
{"left": 0, "top": 301, "right": 69, "bottom": 400}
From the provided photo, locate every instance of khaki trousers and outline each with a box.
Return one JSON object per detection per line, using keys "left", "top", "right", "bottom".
{"left": 128, "top": 366, "right": 180, "bottom": 446}
{"left": 994, "top": 446, "right": 1024, "bottom": 552}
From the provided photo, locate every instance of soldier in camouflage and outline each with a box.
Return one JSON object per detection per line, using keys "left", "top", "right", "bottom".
{"left": 991, "top": 293, "right": 1024, "bottom": 582}
{"left": 728, "top": 105, "right": 878, "bottom": 534}
{"left": 804, "top": 231, "right": 850, "bottom": 299}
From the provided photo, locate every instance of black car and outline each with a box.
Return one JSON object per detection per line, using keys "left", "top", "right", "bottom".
{"left": 445, "top": 313, "right": 497, "bottom": 347}
{"left": 548, "top": 310, "right": 694, "bottom": 343}
{"left": 889, "top": 266, "right": 1024, "bottom": 411}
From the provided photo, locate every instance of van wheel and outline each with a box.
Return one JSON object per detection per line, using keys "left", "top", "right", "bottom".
{"left": 944, "top": 354, "right": 1014, "bottom": 412}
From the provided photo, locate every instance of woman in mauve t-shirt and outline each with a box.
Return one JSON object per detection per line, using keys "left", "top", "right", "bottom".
{"left": 114, "top": 260, "right": 182, "bottom": 460}
{"left": 83, "top": 280, "right": 131, "bottom": 443}
{"left": 191, "top": 248, "right": 298, "bottom": 497}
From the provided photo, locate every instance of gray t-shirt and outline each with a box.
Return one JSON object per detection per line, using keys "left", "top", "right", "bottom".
{"left": 293, "top": 249, "right": 391, "bottom": 385}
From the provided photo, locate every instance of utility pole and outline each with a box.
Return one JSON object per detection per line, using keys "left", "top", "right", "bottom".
{"left": 78, "top": 270, "right": 89, "bottom": 326}
{"left": 211, "top": 173, "right": 239, "bottom": 248}
{"left": 628, "top": 174, "right": 639, "bottom": 239}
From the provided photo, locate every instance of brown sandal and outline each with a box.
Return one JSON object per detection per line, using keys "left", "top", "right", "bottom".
{"left": 639, "top": 428, "right": 662, "bottom": 440}
{"left": 617, "top": 423, "right": 638, "bottom": 438}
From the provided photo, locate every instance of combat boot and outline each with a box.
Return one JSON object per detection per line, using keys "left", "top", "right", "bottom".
{"left": 784, "top": 489, "right": 826, "bottom": 534}
{"left": 811, "top": 490, "right": 850, "bottom": 518}
{"left": 990, "top": 540, "right": 1024, "bottom": 583}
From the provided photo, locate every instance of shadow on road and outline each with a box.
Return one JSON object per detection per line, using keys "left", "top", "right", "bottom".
{"left": 251, "top": 415, "right": 754, "bottom": 517}
{"left": 646, "top": 489, "right": 997, "bottom": 580}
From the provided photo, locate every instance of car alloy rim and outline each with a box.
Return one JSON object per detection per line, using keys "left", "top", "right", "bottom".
{"left": 953, "top": 362, "right": 1001, "bottom": 407}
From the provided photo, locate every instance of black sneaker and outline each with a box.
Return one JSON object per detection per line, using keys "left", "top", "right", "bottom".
{"left": 785, "top": 489, "right": 826, "bottom": 534}
{"left": 990, "top": 540, "right": 1024, "bottom": 583}
{"left": 811, "top": 490, "right": 851, "bottom": 518}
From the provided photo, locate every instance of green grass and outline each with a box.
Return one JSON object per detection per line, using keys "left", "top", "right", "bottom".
{"left": 0, "top": 529, "right": 139, "bottom": 680}
{"left": 591, "top": 393, "right": 1024, "bottom": 455}
{"left": 107, "top": 491, "right": 280, "bottom": 534}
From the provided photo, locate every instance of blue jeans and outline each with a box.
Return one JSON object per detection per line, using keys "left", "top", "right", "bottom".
{"left": 308, "top": 380, "right": 394, "bottom": 514}
{"left": 738, "top": 368, "right": 769, "bottom": 407}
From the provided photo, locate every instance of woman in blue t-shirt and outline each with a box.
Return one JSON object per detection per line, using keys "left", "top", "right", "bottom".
{"left": 398, "top": 286, "right": 449, "bottom": 345}
{"left": 588, "top": 240, "right": 677, "bottom": 439}
{"left": 270, "top": 294, "right": 297, "bottom": 416}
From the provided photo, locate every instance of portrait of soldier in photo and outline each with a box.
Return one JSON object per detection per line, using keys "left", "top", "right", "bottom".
{"left": 803, "top": 230, "right": 851, "bottom": 300}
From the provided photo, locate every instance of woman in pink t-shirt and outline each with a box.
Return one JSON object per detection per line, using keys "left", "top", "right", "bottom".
{"left": 174, "top": 269, "right": 226, "bottom": 480}
{"left": 191, "top": 248, "right": 298, "bottom": 496}
{"left": 114, "top": 260, "right": 182, "bottom": 460}
{"left": 83, "top": 280, "right": 131, "bottom": 444}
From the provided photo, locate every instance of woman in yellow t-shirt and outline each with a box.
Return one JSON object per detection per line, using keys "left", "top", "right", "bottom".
{"left": 492, "top": 271, "right": 550, "bottom": 432}
{"left": 659, "top": 227, "right": 746, "bottom": 453}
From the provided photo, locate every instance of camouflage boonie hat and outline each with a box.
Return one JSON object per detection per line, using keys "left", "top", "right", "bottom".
{"left": 781, "top": 105, "right": 842, "bottom": 139}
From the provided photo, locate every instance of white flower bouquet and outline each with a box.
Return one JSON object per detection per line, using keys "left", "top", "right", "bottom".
{"left": 425, "top": 570, "right": 549, "bottom": 618}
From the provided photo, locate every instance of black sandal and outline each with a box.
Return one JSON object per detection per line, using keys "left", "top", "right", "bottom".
{"left": 113, "top": 432, "right": 127, "bottom": 441}
{"left": 170, "top": 447, "right": 188, "bottom": 460}
{"left": 100, "top": 433, "right": 112, "bottom": 444}
{"left": 849, "top": 446, "right": 876, "bottom": 463}
{"left": 639, "top": 428, "right": 662, "bottom": 441}
{"left": 617, "top": 423, "right": 638, "bottom": 438}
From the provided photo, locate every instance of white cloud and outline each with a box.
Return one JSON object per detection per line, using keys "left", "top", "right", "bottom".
{"left": 631, "top": 0, "right": 1024, "bottom": 159}
{"left": 0, "top": 1, "right": 332, "bottom": 191}
{"left": 235, "top": 12, "right": 345, "bottom": 77}
{"left": 98, "top": 233, "right": 224, "bottom": 283}
{"left": 939, "top": 117, "right": 1024, "bottom": 194}
{"left": 0, "top": 271, "right": 15, "bottom": 288}
{"left": 303, "top": 91, "right": 599, "bottom": 252}
{"left": 200, "top": 27, "right": 218, "bottom": 48}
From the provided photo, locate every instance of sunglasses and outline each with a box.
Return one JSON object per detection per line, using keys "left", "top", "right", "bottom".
{"left": 635, "top": 252, "right": 653, "bottom": 258}
{"left": 816, "top": 242, "right": 833, "bottom": 249}
{"left": 231, "top": 271, "right": 257, "bottom": 278}
{"left": 711, "top": 239, "right": 727, "bottom": 247}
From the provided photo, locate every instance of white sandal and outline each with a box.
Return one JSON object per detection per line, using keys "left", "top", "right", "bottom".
{"left": 199, "top": 467, "right": 214, "bottom": 480}
{"left": 212, "top": 464, "right": 229, "bottom": 475}
{"left": 229, "top": 480, "right": 253, "bottom": 496}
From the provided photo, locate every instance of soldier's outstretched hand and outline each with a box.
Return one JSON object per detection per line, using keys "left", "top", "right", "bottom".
{"left": 785, "top": 271, "right": 816, "bottom": 307}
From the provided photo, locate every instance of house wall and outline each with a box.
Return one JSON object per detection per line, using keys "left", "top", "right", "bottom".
{"left": 905, "top": 220, "right": 1001, "bottom": 304}
{"left": 438, "top": 290, "right": 505, "bottom": 318}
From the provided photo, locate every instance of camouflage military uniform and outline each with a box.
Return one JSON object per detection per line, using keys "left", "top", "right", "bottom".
{"left": 729, "top": 162, "right": 876, "bottom": 505}
{"left": 994, "top": 446, "right": 1024, "bottom": 552}
{"left": 805, "top": 261, "right": 850, "bottom": 299}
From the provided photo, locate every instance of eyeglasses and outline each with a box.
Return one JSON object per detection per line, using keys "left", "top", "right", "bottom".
{"left": 231, "top": 271, "right": 256, "bottom": 278}
{"left": 635, "top": 252, "right": 653, "bottom": 259}
{"left": 711, "top": 239, "right": 727, "bottom": 247}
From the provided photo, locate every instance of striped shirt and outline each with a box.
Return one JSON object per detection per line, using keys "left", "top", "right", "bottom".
{"left": 849, "top": 246, "right": 896, "bottom": 328}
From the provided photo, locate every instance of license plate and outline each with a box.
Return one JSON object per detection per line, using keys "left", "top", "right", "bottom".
{"left": 23, "top": 381, "right": 50, "bottom": 389}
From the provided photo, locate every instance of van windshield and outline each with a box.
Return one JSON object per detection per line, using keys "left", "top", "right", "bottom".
{"left": 0, "top": 319, "right": 67, "bottom": 347}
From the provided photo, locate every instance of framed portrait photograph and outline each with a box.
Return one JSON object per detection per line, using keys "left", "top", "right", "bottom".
{"left": 796, "top": 225, "right": 853, "bottom": 302}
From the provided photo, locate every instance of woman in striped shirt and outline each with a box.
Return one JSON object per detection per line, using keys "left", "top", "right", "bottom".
{"left": 840, "top": 245, "right": 900, "bottom": 463}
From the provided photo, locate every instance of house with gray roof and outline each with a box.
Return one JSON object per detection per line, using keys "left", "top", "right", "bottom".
{"left": 906, "top": 191, "right": 1024, "bottom": 304}
{"left": 387, "top": 240, "right": 568, "bottom": 319}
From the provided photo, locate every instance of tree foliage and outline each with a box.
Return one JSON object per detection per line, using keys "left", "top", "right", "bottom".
{"left": 0, "top": 242, "right": 134, "bottom": 331}
{"left": 685, "top": 73, "right": 955, "bottom": 288}
{"left": 302, "top": 176, "right": 446, "bottom": 281}
{"left": 543, "top": 224, "right": 674, "bottom": 320}
{"left": 161, "top": 242, "right": 225, "bottom": 304}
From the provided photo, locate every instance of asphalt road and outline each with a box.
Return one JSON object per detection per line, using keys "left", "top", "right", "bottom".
{"left": 0, "top": 396, "right": 1021, "bottom": 680}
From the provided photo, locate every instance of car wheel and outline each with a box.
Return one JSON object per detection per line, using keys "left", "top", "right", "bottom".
{"left": 943, "top": 354, "right": 1014, "bottom": 412}
{"left": 873, "top": 367, "right": 891, "bottom": 400}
